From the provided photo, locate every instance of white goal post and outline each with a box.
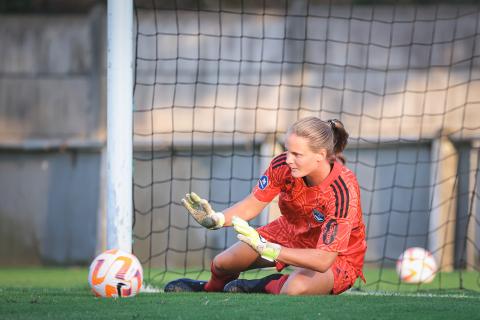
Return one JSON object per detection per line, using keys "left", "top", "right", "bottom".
{"left": 106, "top": 0, "right": 133, "bottom": 253}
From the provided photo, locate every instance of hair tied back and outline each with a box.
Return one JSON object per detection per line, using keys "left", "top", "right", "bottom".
{"left": 327, "top": 119, "right": 339, "bottom": 130}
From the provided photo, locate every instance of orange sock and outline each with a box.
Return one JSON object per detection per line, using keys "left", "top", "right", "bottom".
{"left": 204, "top": 262, "right": 239, "bottom": 292}
{"left": 264, "top": 274, "right": 289, "bottom": 294}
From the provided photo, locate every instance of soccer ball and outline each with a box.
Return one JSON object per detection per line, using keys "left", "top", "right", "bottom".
{"left": 88, "top": 249, "right": 143, "bottom": 298}
{"left": 396, "top": 247, "right": 437, "bottom": 284}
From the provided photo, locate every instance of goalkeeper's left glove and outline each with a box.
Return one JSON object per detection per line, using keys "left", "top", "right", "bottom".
{"left": 232, "top": 216, "right": 281, "bottom": 262}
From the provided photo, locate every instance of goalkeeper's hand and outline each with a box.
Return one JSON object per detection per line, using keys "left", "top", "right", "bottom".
{"left": 232, "top": 216, "right": 281, "bottom": 262}
{"left": 181, "top": 192, "right": 225, "bottom": 230}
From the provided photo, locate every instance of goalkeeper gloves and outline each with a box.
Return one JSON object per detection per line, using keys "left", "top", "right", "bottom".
{"left": 181, "top": 192, "right": 225, "bottom": 230}
{"left": 232, "top": 216, "right": 281, "bottom": 262}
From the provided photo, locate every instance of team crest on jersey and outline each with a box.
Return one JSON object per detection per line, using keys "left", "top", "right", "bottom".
{"left": 312, "top": 208, "right": 325, "bottom": 222}
{"left": 258, "top": 175, "right": 269, "bottom": 190}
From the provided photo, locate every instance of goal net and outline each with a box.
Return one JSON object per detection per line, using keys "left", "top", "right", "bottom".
{"left": 132, "top": 0, "right": 480, "bottom": 292}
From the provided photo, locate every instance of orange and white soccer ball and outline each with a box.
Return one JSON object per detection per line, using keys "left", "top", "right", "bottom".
{"left": 88, "top": 249, "right": 143, "bottom": 298}
{"left": 396, "top": 247, "right": 437, "bottom": 284}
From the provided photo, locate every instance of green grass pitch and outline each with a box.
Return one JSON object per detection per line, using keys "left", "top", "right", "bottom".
{"left": 1, "top": 267, "right": 479, "bottom": 320}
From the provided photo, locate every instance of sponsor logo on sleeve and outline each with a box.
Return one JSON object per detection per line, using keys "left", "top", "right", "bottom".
{"left": 258, "top": 175, "right": 269, "bottom": 190}
{"left": 322, "top": 219, "right": 338, "bottom": 245}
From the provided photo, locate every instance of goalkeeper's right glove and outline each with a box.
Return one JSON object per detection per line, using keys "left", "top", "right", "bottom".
{"left": 181, "top": 192, "right": 225, "bottom": 230}
{"left": 232, "top": 216, "right": 281, "bottom": 262}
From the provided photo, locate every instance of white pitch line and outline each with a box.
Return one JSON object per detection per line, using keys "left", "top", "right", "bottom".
{"left": 141, "top": 284, "right": 161, "bottom": 293}
{"left": 346, "top": 290, "right": 480, "bottom": 300}
{"left": 139, "top": 287, "right": 479, "bottom": 299}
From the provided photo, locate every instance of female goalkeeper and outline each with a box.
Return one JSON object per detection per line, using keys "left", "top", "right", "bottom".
{"left": 164, "top": 117, "right": 367, "bottom": 295}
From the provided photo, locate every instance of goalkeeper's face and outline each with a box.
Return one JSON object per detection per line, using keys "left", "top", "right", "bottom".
{"left": 285, "top": 133, "right": 326, "bottom": 178}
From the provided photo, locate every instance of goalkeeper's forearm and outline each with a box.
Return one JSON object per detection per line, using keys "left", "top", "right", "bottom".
{"left": 222, "top": 193, "right": 268, "bottom": 226}
{"left": 276, "top": 248, "right": 338, "bottom": 273}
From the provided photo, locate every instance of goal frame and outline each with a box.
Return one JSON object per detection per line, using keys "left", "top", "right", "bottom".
{"left": 106, "top": 0, "right": 133, "bottom": 253}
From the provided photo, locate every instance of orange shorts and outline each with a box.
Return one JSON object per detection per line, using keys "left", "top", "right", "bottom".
{"left": 330, "top": 255, "right": 358, "bottom": 295}
{"left": 269, "top": 255, "right": 359, "bottom": 295}
{"left": 258, "top": 221, "right": 362, "bottom": 295}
